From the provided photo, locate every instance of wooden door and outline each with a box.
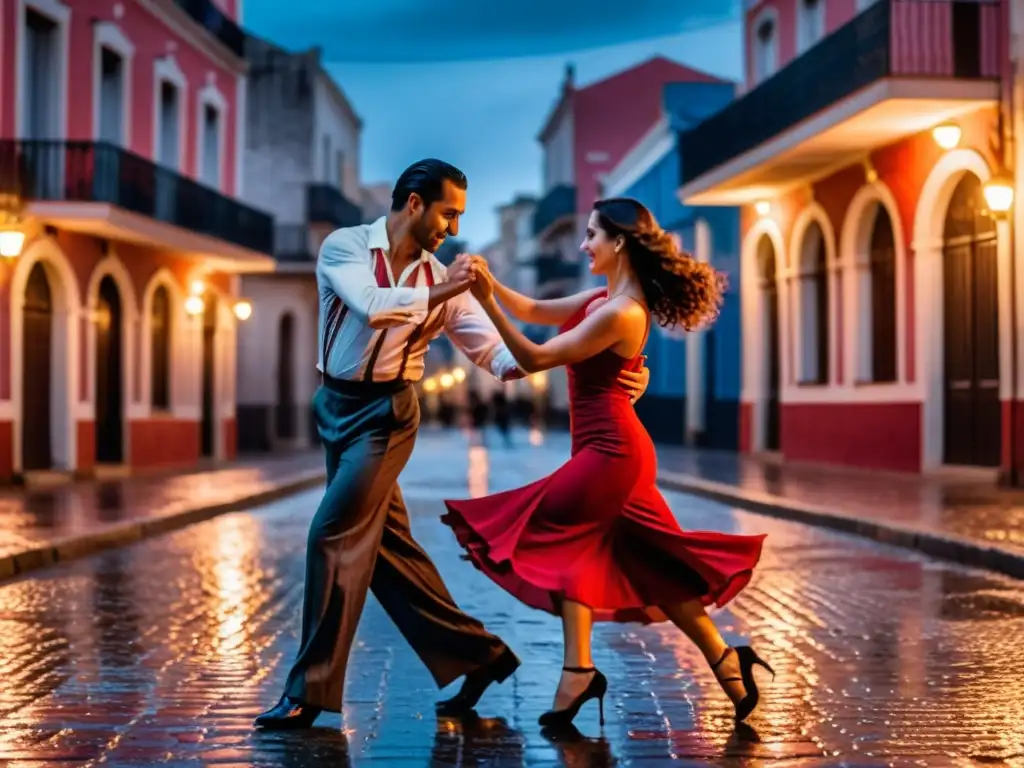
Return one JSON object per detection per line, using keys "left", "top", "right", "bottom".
{"left": 942, "top": 173, "right": 1000, "bottom": 467}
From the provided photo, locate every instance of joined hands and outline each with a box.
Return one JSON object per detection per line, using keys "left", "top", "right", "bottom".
{"left": 448, "top": 253, "right": 494, "bottom": 302}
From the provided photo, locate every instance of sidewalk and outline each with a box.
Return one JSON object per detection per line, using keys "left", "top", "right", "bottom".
{"left": 654, "top": 445, "right": 1024, "bottom": 579}
{"left": 0, "top": 451, "right": 326, "bottom": 578}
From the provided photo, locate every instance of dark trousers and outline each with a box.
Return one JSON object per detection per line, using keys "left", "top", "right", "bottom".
{"left": 284, "top": 380, "right": 507, "bottom": 712}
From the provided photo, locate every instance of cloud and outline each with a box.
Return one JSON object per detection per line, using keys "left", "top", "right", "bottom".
{"left": 245, "top": 0, "right": 740, "bottom": 62}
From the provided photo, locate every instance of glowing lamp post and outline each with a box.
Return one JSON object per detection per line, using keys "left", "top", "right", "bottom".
{"left": 184, "top": 294, "right": 205, "bottom": 316}
{"left": 0, "top": 193, "right": 26, "bottom": 259}
{"left": 931, "top": 122, "right": 962, "bottom": 151}
{"left": 233, "top": 299, "right": 253, "bottom": 321}
{"left": 983, "top": 175, "right": 1014, "bottom": 216}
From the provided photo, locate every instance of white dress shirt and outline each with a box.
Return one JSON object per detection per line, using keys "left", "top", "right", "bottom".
{"left": 316, "top": 216, "right": 522, "bottom": 383}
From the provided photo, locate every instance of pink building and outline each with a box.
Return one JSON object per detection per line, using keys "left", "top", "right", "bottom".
{"left": 532, "top": 56, "right": 726, "bottom": 417}
{"left": 0, "top": 0, "right": 274, "bottom": 484}
{"left": 681, "top": 0, "right": 1012, "bottom": 476}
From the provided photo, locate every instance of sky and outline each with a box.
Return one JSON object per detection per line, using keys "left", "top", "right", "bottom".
{"left": 245, "top": 1, "right": 743, "bottom": 248}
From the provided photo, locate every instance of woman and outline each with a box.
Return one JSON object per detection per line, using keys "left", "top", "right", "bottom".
{"left": 443, "top": 198, "right": 771, "bottom": 728}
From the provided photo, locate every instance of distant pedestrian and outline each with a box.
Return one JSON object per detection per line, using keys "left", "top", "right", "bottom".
{"left": 491, "top": 390, "right": 513, "bottom": 447}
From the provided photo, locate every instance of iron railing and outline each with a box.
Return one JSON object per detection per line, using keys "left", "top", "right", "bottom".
{"left": 532, "top": 184, "right": 576, "bottom": 237}
{"left": 0, "top": 140, "right": 274, "bottom": 253}
{"left": 679, "top": 0, "right": 1002, "bottom": 185}
{"left": 307, "top": 183, "right": 363, "bottom": 228}
{"left": 173, "top": 0, "right": 245, "bottom": 58}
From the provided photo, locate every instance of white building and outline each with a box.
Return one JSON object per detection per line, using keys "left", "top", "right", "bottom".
{"left": 236, "top": 36, "right": 363, "bottom": 451}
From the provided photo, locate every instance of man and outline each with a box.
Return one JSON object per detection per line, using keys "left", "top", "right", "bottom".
{"left": 254, "top": 159, "right": 649, "bottom": 729}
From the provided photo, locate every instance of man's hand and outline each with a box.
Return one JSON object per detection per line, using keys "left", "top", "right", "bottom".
{"left": 468, "top": 259, "right": 494, "bottom": 302}
{"left": 617, "top": 356, "right": 650, "bottom": 404}
{"left": 446, "top": 253, "right": 476, "bottom": 288}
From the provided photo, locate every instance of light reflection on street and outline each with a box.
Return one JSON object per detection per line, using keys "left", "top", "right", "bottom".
{"left": 467, "top": 445, "right": 489, "bottom": 498}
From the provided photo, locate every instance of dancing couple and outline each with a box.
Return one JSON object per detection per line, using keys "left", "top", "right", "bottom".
{"left": 254, "top": 159, "right": 771, "bottom": 732}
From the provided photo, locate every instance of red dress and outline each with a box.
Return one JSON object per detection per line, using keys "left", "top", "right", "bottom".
{"left": 442, "top": 294, "right": 766, "bottom": 623}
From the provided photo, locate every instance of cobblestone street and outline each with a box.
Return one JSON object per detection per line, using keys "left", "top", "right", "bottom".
{"left": 0, "top": 429, "right": 1023, "bottom": 766}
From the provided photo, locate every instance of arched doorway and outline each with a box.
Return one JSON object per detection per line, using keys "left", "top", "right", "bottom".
{"left": 22, "top": 262, "right": 53, "bottom": 471}
{"left": 942, "top": 172, "right": 1000, "bottom": 467}
{"left": 95, "top": 276, "right": 124, "bottom": 464}
{"left": 201, "top": 293, "right": 218, "bottom": 458}
{"left": 275, "top": 312, "right": 296, "bottom": 441}
{"left": 757, "top": 235, "right": 781, "bottom": 451}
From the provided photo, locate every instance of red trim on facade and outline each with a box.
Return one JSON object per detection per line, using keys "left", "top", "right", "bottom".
{"left": 223, "top": 417, "right": 237, "bottom": 460}
{"left": 130, "top": 419, "right": 201, "bottom": 468}
{"left": 76, "top": 420, "right": 96, "bottom": 475}
{"left": 779, "top": 402, "right": 921, "bottom": 472}
{"left": 0, "top": 421, "right": 11, "bottom": 480}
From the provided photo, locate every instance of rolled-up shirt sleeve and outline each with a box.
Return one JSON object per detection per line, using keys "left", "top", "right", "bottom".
{"left": 316, "top": 229, "right": 429, "bottom": 329}
{"left": 444, "top": 292, "right": 525, "bottom": 381}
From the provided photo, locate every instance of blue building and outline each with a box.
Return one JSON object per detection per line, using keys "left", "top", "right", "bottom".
{"left": 603, "top": 80, "right": 741, "bottom": 448}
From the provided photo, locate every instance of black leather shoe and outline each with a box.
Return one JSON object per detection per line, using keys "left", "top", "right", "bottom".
{"left": 253, "top": 696, "right": 323, "bottom": 730}
{"left": 436, "top": 647, "right": 520, "bottom": 716}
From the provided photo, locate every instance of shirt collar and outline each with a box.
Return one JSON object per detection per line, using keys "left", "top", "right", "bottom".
{"left": 367, "top": 216, "right": 433, "bottom": 264}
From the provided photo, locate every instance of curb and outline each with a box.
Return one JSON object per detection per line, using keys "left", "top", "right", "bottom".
{"left": 0, "top": 470, "right": 326, "bottom": 581}
{"left": 656, "top": 470, "right": 1024, "bottom": 581}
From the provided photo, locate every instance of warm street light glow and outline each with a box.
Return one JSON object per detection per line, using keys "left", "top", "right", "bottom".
{"left": 185, "top": 295, "right": 205, "bottom": 316}
{"left": 0, "top": 229, "right": 25, "bottom": 258}
{"left": 530, "top": 371, "right": 548, "bottom": 390}
{"left": 423, "top": 377, "right": 438, "bottom": 393}
{"left": 190, "top": 279, "right": 205, "bottom": 295}
{"left": 754, "top": 200, "right": 770, "bottom": 217}
{"left": 233, "top": 300, "right": 252, "bottom": 320}
{"left": 0, "top": 193, "right": 25, "bottom": 258}
{"left": 932, "top": 123, "right": 962, "bottom": 150}
{"left": 984, "top": 175, "right": 1014, "bottom": 214}
{"left": 452, "top": 367, "right": 466, "bottom": 382}
{"left": 439, "top": 373, "right": 455, "bottom": 389}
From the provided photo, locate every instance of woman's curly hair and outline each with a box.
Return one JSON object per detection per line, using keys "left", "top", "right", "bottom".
{"left": 593, "top": 197, "right": 727, "bottom": 332}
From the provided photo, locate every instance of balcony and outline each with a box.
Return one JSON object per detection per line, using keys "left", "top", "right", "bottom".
{"left": 307, "top": 183, "right": 363, "bottom": 229}
{"left": 679, "top": 0, "right": 1002, "bottom": 206}
{"left": 274, "top": 224, "right": 313, "bottom": 260}
{"left": 0, "top": 140, "right": 274, "bottom": 269}
{"left": 173, "top": 0, "right": 245, "bottom": 58}
{"left": 533, "top": 252, "right": 580, "bottom": 298}
{"left": 533, "top": 184, "right": 576, "bottom": 237}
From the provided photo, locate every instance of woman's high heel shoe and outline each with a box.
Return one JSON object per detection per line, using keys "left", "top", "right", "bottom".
{"left": 712, "top": 646, "right": 775, "bottom": 722}
{"left": 538, "top": 666, "right": 608, "bottom": 728}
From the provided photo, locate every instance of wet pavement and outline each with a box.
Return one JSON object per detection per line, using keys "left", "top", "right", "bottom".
{"left": 0, "top": 429, "right": 1023, "bottom": 766}
{"left": 656, "top": 444, "right": 1024, "bottom": 557}
{"left": 0, "top": 452, "right": 323, "bottom": 560}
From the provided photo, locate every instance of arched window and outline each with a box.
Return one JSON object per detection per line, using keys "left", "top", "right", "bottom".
{"left": 151, "top": 285, "right": 171, "bottom": 410}
{"left": 868, "top": 205, "right": 897, "bottom": 382}
{"left": 798, "top": 222, "right": 829, "bottom": 384}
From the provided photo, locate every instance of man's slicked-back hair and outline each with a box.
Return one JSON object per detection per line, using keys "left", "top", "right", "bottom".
{"left": 391, "top": 159, "right": 468, "bottom": 212}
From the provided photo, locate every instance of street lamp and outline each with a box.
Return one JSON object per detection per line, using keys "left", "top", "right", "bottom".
{"left": 452, "top": 366, "right": 466, "bottom": 383}
{"left": 984, "top": 174, "right": 1014, "bottom": 215}
{"left": 184, "top": 295, "right": 205, "bottom": 316}
{"left": 0, "top": 228, "right": 25, "bottom": 259}
{"left": 422, "top": 377, "right": 438, "bottom": 393}
{"left": 439, "top": 372, "right": 455, "bottom": 389}
{"left": 233, "top": 299, "right": 253, "bottom": 321}
{"left": 932, "top": 122, "right": 962, "bottom": 150}
{"left": 0, "top": 192, "right": 25, "bottom": 259}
